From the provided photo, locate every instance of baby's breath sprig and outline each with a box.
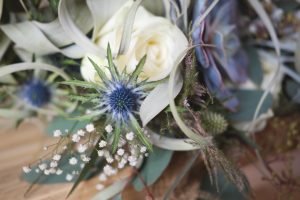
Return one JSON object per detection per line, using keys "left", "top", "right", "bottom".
{"left": 61, "top": 44, "right": 154, "bottom": 152}
{"left": 22, "top": 123, "right": 99, "bottom": 183}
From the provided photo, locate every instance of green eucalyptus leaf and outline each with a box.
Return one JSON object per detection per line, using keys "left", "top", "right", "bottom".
{"left": 46, "top": 112, "right": 89, "bottom": 136}
{"left": 244, "top": 45, "right": 263, "bottom": 85}
{"left": 132, "top": 146, "right": 173, "bottom": 191}
{"left": 226, "top": 89, "right": 273, "bottom": 122}
{"left": 285, "top": 79, "right": 300, "bottom": 103}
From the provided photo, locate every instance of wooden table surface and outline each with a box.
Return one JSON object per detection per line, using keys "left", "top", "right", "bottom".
{"left": 1, "top": 117, "right": 300, "bottom": 200}
{"left": 0, "top": 121, "right": 100, "bottom": 200}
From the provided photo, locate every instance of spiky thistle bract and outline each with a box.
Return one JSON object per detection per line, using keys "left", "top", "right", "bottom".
{"left": 62, "top": 44, "right": 154, "bottom": 152}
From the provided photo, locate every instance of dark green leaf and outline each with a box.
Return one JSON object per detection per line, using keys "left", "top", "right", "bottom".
{"left": 132, "top": 146, "right": 173, "bottom": 191}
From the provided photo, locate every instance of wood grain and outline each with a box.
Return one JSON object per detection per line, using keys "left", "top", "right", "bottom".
{"left": 0, "top": 122, "right": 99, "bottom": 200}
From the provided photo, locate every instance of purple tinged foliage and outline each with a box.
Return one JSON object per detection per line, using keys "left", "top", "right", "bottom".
{"left": 192, "top": 0, "right": 248, "bottom": 111}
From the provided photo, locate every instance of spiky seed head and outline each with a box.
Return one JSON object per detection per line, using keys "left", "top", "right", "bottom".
{"left": 200, "top": 111, "right": 228, "bottom": 136}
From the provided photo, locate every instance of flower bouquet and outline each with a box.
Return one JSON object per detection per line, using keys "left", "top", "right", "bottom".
{"left": 1, "top": 0, "right": 300, "bottom": 199}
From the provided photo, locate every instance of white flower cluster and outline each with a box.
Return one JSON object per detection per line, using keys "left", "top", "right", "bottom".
{"left": 95, "top": 124, "right": 149, "bottom": 190}
{"left": 23, "top": 123, "right": 96, "bottom": 182}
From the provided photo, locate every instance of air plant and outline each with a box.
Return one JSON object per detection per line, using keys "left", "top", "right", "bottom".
{"left": 192, "top": 0, "right": 248, "bottom": 111}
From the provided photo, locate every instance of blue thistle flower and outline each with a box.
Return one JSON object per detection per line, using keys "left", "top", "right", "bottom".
{"left": 20, "top": 79, "right": 52, "bottom": 107}
{"left": 62, "top": 44, "right": 153, "bottom": 152}
{"left": 103, "top": 82, "right": 144, "bottom": 122}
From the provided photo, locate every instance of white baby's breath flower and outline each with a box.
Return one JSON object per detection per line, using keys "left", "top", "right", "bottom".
{"left": 66, "top": 174, "right": 73, "bottom": 181}
{"left": 77, "top": 129, "right": 85, "bottom": 136}
{"left": 117, "top": 148, "right": 125, "bottom": 156}
{"left": 53, "top": 154, "right": 61, "bottom": 161}
{"left": 118, "top": 137, "right": 126, "bottom": 147}
{"left": 140, "top": 146, "right": 147, "bottom": 153}
{"left": 114, "top": 155, "right": 121, "bottom": 161}
{"left": 44, "top": 169, "right": 50, "bottom": 175}
{"left": 56, "top": 169, "right": 63, "bottom": 175}
{"left": 129, "top": 161, "right": 137, "bottom": 166}
{"left": 81, "top": 163, "right": 85, "bottom": 169}
{"left": 126, "top": 132, "right": 134, "bottom": 141}
{"left": 103, "top": 165, "right": 113, "bottom": 176}
{"left": 98, "top": 173, "right": 107, "bottom": 181}
{"left": 106, "top": 156, "right": 114, "bottom": 164}
{"left": 72, "top": 134, "right": 81, "bottom": 143}
{"left": 86, "top": 124, "right": 95, "bottom": 132}
{"left": 69, "top": 157, "right": 78, "bottom": 165}
{"left": 105, "top": 124, "right": 113, "bottom": 133}
{"left": 22, "top": 166, "right": 31, "bottom": 173}
{"left": 77, "top": 144, "right": 87, "bottom": 153}
{"left": 81, "top": 154, "right": 91, "bottom": 162}
{"left": 49, "top": 168, "right": 56, "bottom": 174}
{"left": 98, "top": 150, "right": 105, "bottom": 157}
{"left": 96, "top": 184, "right": 104, "bottom": 191}
{"left": 38, "top": 163, "right": 47, "bottom": 171}
{"left": 35, "top": 169, "right": 40, "bottom": 173}
{"left": 99, "top": 140, "right": 107, "bottom": 148}
{"left": 50, "top": 161, "right": 58, "bottom": 168}
{"left": 118, "top": 163, "right": 125, "bottom": 169}
{"left": 53, "top": 130, "right": 62, "bottom": 137}
{"left": 128, "top": 156, "right": 137, "bottom": 163}
{"left": 81, "top": 1, "right": 188, "bottom": 82}
{"left": 120, "top": 158, "right": 127, "bottom": 165}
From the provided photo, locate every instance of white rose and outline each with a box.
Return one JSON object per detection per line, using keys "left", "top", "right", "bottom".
{"left": 80, "top": 1, "right": 188, "bottom": 82}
